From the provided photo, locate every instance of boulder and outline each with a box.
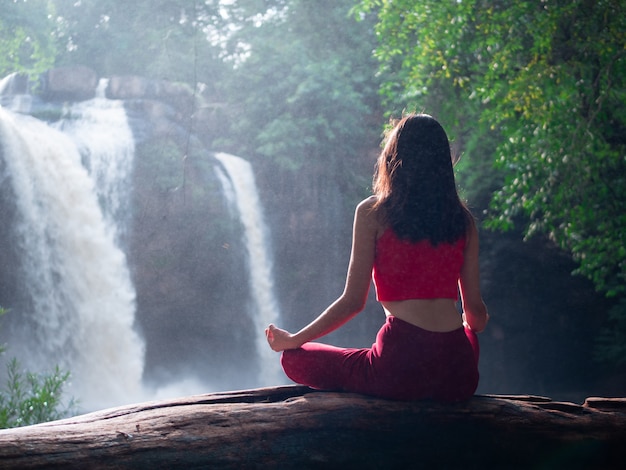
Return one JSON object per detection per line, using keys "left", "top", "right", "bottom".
{"left": 0, "top": 385, "right": 624, "bottom": 469}
{"left": 42, "top": 66, "right": 98, "bottom": 101}
{"left": 108, "top": 75, "right": 195, "bottom": 108}
{"left": 107, "top": 75, "right": 155, "bottom": 100}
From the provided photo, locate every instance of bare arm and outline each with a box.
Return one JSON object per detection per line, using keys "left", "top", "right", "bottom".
{"left": 458, "top": 219, "right": 489, "bottom": 333}
{"left": 266, "top": 198, "right": 379, "bottom": 351}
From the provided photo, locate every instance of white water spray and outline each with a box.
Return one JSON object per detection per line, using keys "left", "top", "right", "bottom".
{"left": 0, "top": 81, "right": 285, "bottom": 410}
{"left": 54, "top": 79, "right": 134, "bottom": 240}
{"left": 214, "top": 152, "right": 284, "bottom": 386}
{"left": 0, "top": 98, "right": 144, "bottom": 410}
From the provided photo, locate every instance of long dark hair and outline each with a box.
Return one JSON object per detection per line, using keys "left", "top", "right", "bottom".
{"left": 372, "top": 114, "right": 472, "bottom": 245}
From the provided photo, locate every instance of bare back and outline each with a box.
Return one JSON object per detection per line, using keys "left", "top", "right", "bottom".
{"left": 380, "top": 299, "right": 463, "bottom": 332}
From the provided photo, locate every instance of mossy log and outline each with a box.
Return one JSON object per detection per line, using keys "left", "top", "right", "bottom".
{"left": 0, "top": 385, "right": 625, "bottom": 469}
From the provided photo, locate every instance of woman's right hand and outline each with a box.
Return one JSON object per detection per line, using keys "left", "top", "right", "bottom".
{"left": 265, "top": 324, "right": 300, "bottom": 352}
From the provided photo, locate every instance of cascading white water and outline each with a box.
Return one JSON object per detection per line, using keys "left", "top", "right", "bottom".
{"left": 214, "top": 152, "right": 284, "bottom": 386}
{"left": 54, "top": 80, "right": 134, "bottom": 241}
{"left": 0, "top": 81, "right": 285, "bottom": 410}
{"left": 0, "top": 93, "right": 145, "bottom": 410}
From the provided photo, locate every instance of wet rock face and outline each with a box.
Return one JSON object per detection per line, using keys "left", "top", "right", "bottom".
{"left": 2, "top": 67, "right": 216, "bottom": 150}
{"left": 39, "top": 67, "right": 184, "bottom": 103}
{"left": 107, "top": 75, "right": 194, "bottom": 103}
{"left": 42, "top": 66, "right": 98, "bottom": 101}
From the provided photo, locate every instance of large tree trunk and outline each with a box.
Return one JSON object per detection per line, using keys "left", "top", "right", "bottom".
{"left": 0, "top": 385, "right": 624, "bottom": 469}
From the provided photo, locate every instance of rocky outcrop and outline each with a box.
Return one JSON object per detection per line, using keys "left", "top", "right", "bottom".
{"left": 107, "top": 75, "right": 194, "bottom": 104}
{"left": 41, "top": 66, "right": 98, "bottom": 101}
{"left": 0, "top": 386, "right": 624, "bottom": 469}
{"left": 34, "top": 66, "right": 198, "bottom": 107}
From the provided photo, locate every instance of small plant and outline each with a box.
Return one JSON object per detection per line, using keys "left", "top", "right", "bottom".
{"left": 0, "top": 307, "right": 77, "bottom": 428}
{"left": 0, "top": 358, "right": 77, "bottom": 428}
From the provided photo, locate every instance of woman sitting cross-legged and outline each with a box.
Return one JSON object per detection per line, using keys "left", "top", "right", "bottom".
{"left": 266, "top": 113, "right": 489, "bottom": 402}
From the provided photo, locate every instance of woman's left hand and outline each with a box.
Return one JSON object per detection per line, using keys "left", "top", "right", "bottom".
{"left": 265, "top": 324, "right": 299, "bottom": 351}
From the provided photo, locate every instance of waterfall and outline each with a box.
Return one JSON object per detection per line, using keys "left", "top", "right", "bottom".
{"left": 53, "top": 79, "right": 134, "bottom": 242}
{"left": 0, "top": 79, "right": 285, "bottom": 411}
{"left": 0, "top": 93, "right": 144, "bottom": 410}
{"left": 214, "top": 152, "right": 284, "bottom": 386}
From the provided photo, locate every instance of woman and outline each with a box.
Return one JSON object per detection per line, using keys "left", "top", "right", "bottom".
{"left": 265, "top": 113, "right": 489, "bottom": 402}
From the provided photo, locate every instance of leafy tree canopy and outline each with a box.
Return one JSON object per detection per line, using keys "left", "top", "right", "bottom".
{"left": 355, "top": 0, "right": 626, "bottom": 298}
{"left": 214, "top": 0, "right": 382, "bottom": 198}
{"left": 0, "top": 0, "right": 57, "bottom": 78}
{"left": 52, "top": 0, "right": 228, "bottom": 83}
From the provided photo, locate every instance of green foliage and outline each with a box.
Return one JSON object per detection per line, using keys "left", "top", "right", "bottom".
{"left": 0, "top": 358, "right": 75, "bottom": 429}
{"left": 355, "top": 0, "right": 626, "bottom": 299}
{"left": 0, "top": 308, "right": 75, "bottom": 429}
{"left": 214, "top": 0, "right": 381, "bottom": 203}
{"left": 0, "top": 0, "right": 58, "bottom": 77}
{"left": 480, "top": 1, "right": 626, "bottom": 299}
{"left": 352, "top": 0, "right": 507, "bottom": 211}
{"left": 2, "top": 0, "right": 381, "bottom": 202}
{"left": 51, "top": 0, "right": 229, "bottom": 83}
{"left": 356, "top": 0, "right": 626, "bottom": 364}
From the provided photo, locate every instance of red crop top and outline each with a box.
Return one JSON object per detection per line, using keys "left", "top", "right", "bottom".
{"left": 373, "top": 228, "right": 465, "bottom": 301}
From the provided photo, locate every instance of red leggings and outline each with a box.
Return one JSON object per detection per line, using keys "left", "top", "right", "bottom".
{"left": 281, "top": 316, "right": 479, "bottom": 402}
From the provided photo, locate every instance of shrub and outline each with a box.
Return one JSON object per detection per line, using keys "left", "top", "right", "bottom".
{"left": 0, "top": 307, "right": 77, "bottom": 428}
